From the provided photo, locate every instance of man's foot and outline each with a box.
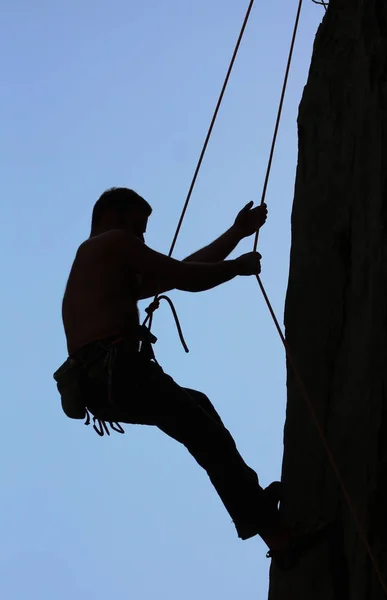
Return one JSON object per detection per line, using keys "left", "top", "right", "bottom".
{"left": 259, "top": 482, "right": 333, "bottom": 570}
{"left": 236, "top": 481, "right": 284, "bottom": 541}
{"left": 257, "top": 482, "right": 295, "bottom": 554}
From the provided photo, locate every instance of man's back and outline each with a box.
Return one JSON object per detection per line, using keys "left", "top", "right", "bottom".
{"left": 62, "top": 230, "right": 140, "bottom": 355}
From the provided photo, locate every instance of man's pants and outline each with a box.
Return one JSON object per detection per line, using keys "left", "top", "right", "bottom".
{"left": 79, "top": 340, "right": 268, "bottom": 540}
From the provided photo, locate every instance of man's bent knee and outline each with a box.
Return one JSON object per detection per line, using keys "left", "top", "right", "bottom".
{"left": 183, "top": 388, "right": 224, "bottom": 424}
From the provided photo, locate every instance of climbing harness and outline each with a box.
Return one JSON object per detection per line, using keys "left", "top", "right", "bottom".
{"left": 143, "top": 0, "right": 387, "bottom": 594}
{"left": 53, "top": 325, "right": 159, "bottom": 437}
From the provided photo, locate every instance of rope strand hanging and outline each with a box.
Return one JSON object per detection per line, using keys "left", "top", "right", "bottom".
{"left": 143, "top": 0, "right": 256, "bottom": 330}
{"left": 253, "top": 0, "right": 303, "bottom": 250}
{"left": 167, "top": 0, "right": 256, "bottom": 259}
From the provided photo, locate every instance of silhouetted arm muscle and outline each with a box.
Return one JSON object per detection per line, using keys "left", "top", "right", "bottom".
{"left": 138, "top": 262, "right": 240, "bottom": 298}
{"left": 183, "top": 226, "right": 241, "bottom": 263}
{"left": 121, "top": 234, "right": 240, "bottom": 298}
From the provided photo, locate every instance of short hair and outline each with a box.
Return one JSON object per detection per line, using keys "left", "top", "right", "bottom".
{"left": 91, "top": 187, "right": 152, "bottom": 228}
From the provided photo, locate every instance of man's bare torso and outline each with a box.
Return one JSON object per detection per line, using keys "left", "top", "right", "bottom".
{"left": 62, "top": 230, "right": 140, "bottom": 355}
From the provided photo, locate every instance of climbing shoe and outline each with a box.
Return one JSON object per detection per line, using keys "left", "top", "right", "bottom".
{"left": 266, "top": 521, "right": 333, "bottom": 571}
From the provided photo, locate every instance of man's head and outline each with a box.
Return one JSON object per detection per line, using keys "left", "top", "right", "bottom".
{"left": 91, "top": 187, "right": 152, "bottom": 241}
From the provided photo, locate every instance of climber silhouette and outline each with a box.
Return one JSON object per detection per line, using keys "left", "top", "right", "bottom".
{"left": 56, "top": 187, "right": 316, "bottom": 568}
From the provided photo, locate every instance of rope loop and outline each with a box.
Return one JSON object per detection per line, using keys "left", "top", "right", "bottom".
{"left": 145, "top": 294, "right": 189, "bottom": 354}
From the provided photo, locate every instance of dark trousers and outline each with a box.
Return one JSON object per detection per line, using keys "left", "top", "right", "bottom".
{"left": 81, "top": 340, "right": 266, "bottom": 540}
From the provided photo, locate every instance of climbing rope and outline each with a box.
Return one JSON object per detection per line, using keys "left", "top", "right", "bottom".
{"left": 143, "top": 0, "right": 256, "bottom": 333}
{"left": 167, "top": 0, "right": 256, "bottom": 259}
{"left": 253, "top": 0, "right": 303, "bottom": 251}
{"left": 143, "top": 0, "right": 386, "bottom": 594}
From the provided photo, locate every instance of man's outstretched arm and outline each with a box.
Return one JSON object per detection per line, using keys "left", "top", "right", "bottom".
{"left": 183, "top": 201, "right": 267, "bottom": 263}
{"left": 137, "top": 251, "right": 261, "bottom": 299}
{"left": 183, "top": 226, "right": 241, "bottom": 263}
{"left": 117, "top": 232, "right": 262, "bottom": 299}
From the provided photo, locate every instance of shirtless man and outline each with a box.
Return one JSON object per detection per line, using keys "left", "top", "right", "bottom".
{"left": 57, "top": 187, "right": 297, "bottom": 567}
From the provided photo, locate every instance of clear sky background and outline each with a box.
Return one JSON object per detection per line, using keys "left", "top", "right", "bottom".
{"left": 1, "top": 2, "right": 325, "bottom": 598}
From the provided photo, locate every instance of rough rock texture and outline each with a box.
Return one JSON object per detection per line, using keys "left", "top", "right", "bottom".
{"left": 269, "top": 2, "right": 387, "bottom": 599}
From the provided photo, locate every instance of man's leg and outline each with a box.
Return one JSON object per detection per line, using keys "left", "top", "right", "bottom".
{"left": 83, "top": 344, "right": 281, "bottom": 541}
{"left": 119, "top": 362, "right": 274, "bottom": 540}
{"left": 172, "top": 386, "right": 267, "bottom": 539}
{"left": 182, "top": 388, "right": 224, "bottom": 423}
{"left": 84, "top": 344, "right": 320, "bottom": 566}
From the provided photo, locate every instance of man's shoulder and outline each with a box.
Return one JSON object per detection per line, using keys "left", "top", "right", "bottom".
{"left": 78, "top": 230, "right": 136, "bottom": 254}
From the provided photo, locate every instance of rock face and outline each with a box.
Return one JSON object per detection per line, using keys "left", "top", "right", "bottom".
{"left": 269, "top": 2, "right": 387, "bottom": 599}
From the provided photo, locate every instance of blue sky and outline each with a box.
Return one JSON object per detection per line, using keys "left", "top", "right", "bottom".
{"left": 1, "top": 2, "right": 325, "bottom": 598}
